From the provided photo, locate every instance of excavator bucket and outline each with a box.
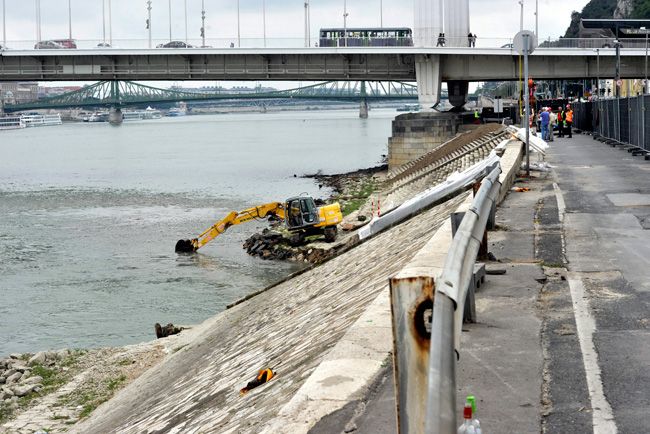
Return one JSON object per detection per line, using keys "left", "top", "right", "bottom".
{"left": 175, "top": 239, "right": 196, "bottom": 253}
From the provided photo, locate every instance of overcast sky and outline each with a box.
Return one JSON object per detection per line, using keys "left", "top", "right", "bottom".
{"left": 2, "top": 0, "right": 590, "bottom": 42}
{"left": 1, "top": 0, "right": 590, "bottom": 87}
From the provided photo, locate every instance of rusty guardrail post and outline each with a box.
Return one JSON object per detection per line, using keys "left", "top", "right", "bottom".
{"left": 389, "top": 220, "right": 453, "bottom": 434}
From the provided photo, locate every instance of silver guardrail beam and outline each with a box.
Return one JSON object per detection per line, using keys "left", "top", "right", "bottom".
{"left": 425, "top": 165, "right": 502, "bottom": 432}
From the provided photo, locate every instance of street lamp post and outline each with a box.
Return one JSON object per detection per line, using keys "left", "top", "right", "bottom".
{"left": 343, "top": 0, "right": 348, "bottom": 47}
{"left": 380, "top": 0, "right": 383, "bottom": 28}
{"left": 304, "top": 0, "right": 310, "bottom": 47}
{"left": 596, "top": 48, "right": 600, "bottom": 99}
{"left": 2, "top": 0, "right": 6, "bottom": 48}
{"left": 68, "top": 0, "right": 72, "bottom": 40}
{"left": 644, "top": 30, "right": 649, "bottom": 93}
{"left": 237, "top": 0, "right": 241, "bottom": 47}
{"left": 102, "top": 0, "right": 106, "bottom": 44}
{"left": 184, "top": 0, "right": 188, "bottom": 44}
{"left": 168, "top": 0, "right": 172, "bottom": 42}
{"left": 35, "top": 0, "right": 41, "bottom": 43}
{"left": 108, "top": 0, "right": 112, "bottom": 45}
{"left": 201, "top": 0, "right": 206, "bottom": 48}
{"left": 147, "top": 0, "right": 152, "bottom": 48}
{"left": 263, "top": 0, "right": 266, "bottom": 48}
{"left": 535, "top": 0, "right": 538, "bottom": 38}
{"left": 519, "top": 0, "right": 524, "bottom": 32}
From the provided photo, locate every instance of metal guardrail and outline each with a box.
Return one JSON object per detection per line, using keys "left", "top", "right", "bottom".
{"left": 0, "top": 37, "right": 647, "bottom": 51}
{"left": 389, "top": 164, "right": 502, "bottom": 433}
{"left": 426, "top": 165, "right": 502, "bottom": 432}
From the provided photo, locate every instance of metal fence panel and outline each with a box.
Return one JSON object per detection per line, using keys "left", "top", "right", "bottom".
{"left": 620, "top": 98, "right": 630, "bottom": 144}
{"left": 645, "top": 96, "right": 650, "bottom": 150}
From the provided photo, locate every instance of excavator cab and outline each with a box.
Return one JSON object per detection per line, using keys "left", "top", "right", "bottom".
{"left": 285, "top": 196, "right": 319, "bottom": 229}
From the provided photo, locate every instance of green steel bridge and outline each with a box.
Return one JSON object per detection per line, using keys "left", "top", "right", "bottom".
{"left": 3, "top": 80, "right": 422, "bottom": 113}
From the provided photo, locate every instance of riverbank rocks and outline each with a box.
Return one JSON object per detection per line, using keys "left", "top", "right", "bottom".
{"left": 243, "top": 229, "right": 335, "bottom": 264}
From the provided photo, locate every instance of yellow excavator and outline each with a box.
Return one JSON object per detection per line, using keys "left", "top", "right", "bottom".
{"left": 175, "top": 195, "right": 343, "bottom": 253}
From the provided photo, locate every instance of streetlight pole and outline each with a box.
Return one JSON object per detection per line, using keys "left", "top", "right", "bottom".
{"left": 343, "top": 0, "right": 348, "bottom": 47}
{"left": 108, "top": 0, "right": 112, "bottom": 45}
{"left": 2, "top": 0, "right": 6, "bottom": 48}
{"left": 263, "top": 0, "right": 266, "bottom": 48}
{"left": 644, "top": 30, "right": 648, "bottom": 93}
{"left": 68, "top": 0, "right": 72, "bottom": 40}
{"left": 201, "top": 0, "right": 206, "bottom": 48}
{"left": 524, "top": 33, "right": 531, "bottom": 177}
{"left": 184, "top": 0, "right": 188, "bottom": 44}
{"left": 237, "top": 0, "right": 241, "bottom": 47}
{"left": 380, "top": 0, "right": 383, "bottom": 28}
{"left": 35, "top": 0, "right": 41, "bottom": 43}
{"left": 102, "top": 0, "right": 106, "bottom": 44}
{"left": 304, "top": 0, "right": 310, "bottom": 47}
{"left": 168, "top": 0, "right": 172, "bottom": 42}
{"left": 596, "top": 48, "right": 600, "bottom": 99}
{"left": 519, "top": 0, "right": 524, "bottom": 32}
{"left": 147, "top": 0, "right": 152, "bottom": 48}
{"left": 535, "top": 0, "right": 538, "bottom": 38}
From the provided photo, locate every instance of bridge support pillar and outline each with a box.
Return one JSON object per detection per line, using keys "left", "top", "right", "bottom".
{"left": 447, "top": 80, "right": 469, "bottom": 110}
{"left": 387, "top": 112, "right": 460, "bottom": 169}
{"left": 109, "top": 108, "right": 123, "bottom": 126}
{"left": 415, "top": 55, "right": 442, "bottom": 111}
{"left": 359, "top": 99, "right": 369, "bottom": 119}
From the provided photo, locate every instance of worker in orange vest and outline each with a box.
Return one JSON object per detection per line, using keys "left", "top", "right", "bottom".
{"left": 565, "top": 105, "right": 574, "bottom": 138}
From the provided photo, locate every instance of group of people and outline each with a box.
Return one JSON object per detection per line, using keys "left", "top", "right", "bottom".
{"left": 538, "top": 105, "right": 574, "bottom": 142}
{"left": 435, "top": 32, "right": 477, "bottom": 47}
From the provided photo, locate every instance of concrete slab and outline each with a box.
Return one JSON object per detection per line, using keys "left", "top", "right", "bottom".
{"left": 606, "top": 193, "right": 650, "bottom": 207}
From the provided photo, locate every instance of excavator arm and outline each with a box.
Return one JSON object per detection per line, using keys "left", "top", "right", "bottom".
{"left": 176, "top": 202, "right": 286, "bottom": 252}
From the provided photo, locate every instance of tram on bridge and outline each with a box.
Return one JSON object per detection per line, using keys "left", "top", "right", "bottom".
{"left": 318, "top": 27, "right": 413, "bottom": 48}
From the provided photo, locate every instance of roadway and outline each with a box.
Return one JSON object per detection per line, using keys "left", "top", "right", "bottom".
{"left": 0, "top": 46, "right": 647, "bottom": 82}
{"left": 320, "top": 132, "right": 650, "bottom": 432}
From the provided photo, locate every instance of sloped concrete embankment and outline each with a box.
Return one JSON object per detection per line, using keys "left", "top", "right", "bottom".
{"left": 73, "top": 130, "right": 524, "bottom": 434}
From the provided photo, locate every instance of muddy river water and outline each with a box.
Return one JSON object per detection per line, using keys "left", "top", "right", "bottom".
{"left": 0, "top": 109, "right": 393, "bottom": 355}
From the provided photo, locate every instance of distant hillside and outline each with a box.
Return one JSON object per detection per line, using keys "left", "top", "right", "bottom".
{"left": 631, "top": 0, "right": 650, "bottom": 18}
{"left": 564, "top": 0, "right": 618, "bottom": 37}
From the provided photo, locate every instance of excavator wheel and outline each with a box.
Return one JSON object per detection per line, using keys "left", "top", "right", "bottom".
{"left": 323, "top": 226, "right": 337, "bottom": 243}
{"left": 175, "top": 239, "right": 195, "bottom": 253}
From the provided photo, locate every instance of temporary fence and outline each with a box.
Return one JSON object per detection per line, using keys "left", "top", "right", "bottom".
{"left": 572, "top": 95, "right": 650, "bottom": 150}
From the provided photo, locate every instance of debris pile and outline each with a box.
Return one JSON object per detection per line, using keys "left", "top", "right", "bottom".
{"left": 243, "top": 229, "right": 333, "bottom": 264}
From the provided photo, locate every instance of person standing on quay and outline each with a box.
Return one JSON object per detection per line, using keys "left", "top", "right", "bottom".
{"left": 557, "top": 107, "right": 564, "bottom": 138}
{"left": 540, "top": 107, "right": 550, "bottom": 142}
{"left": 565, "top": 105, "right": 574, "bottom": 138}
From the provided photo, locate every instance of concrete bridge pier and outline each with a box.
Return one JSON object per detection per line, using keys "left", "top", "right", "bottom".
{"left": 109, "top": 107, "right": 123, "bottom": 126}
{"left": 359, "top": 99, "right": 369, "bottom": 119}
{"left": 415, "top": 54, "right": 442, "bottom": 110}
{"left": 447, "top": 80, "right": 469, "bottom": 110}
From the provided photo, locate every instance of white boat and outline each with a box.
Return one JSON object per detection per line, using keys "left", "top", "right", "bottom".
{"left": 0, "top": 116, "right": 26, "bottom": 130}
{"left": 166, "top": 107, "right": 186, "bottom": 117}
{"left": 21, "top": 113, "right": 63, "bottom": 127}
{"left": 122, "top": 107, "right": 163, "bottom": 122}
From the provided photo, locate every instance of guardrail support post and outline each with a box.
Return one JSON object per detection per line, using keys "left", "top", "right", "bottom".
{"left": 389, "top": 275, "right": 436, "bottom": 434}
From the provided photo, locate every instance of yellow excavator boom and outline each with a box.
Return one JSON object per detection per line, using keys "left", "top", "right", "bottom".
{"left": 192, "top": 202, "right": 285, "bottom": 250}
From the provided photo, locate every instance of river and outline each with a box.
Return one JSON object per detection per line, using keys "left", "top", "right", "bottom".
{"left": 0, "top": 109, "right": 394, "bottom": 356}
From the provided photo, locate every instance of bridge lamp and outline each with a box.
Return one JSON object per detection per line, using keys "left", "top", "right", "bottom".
{"left": 3, "top": 0, "right": 6, "bottom": 47}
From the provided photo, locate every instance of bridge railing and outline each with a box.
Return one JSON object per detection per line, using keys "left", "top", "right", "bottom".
{"left": 1, "top": 37, "right": 648, "bottom": 51}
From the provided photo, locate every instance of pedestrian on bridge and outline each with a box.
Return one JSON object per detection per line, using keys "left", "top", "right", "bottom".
{"left": 437, "top": 33, "right": 446, "bottom": 47}
{"left": 468, "top": 33, "right": 477, "bottom": 47}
